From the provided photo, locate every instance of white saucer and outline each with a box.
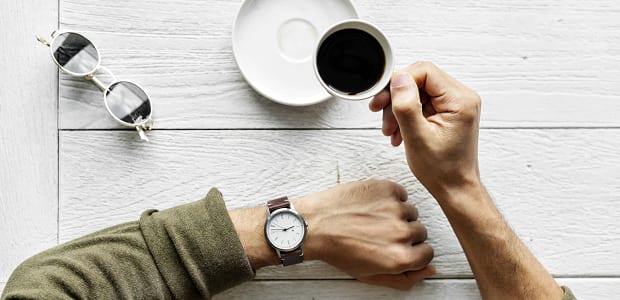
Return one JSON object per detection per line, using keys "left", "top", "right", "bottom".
{"left": 232, "top": 0, "right": 359, "bottom": 106}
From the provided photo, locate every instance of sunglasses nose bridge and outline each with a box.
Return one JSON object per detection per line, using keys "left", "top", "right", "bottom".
{"left": 86, "top": 74, "right": 109, "bottom": 92}
{"left": 85, "top": 66, "right": 117, "bottom": 92}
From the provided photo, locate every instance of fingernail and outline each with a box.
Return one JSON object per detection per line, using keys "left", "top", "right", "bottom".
{"left": 391, "top": 72, "right": 412, "bottom": 88}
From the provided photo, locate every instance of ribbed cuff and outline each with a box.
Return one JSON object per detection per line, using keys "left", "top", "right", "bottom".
{"left": 140, "top": 188, "right": 254, "bottom": 298}
{"left": 561, "top": 286, "right": 577, "bottom": 300}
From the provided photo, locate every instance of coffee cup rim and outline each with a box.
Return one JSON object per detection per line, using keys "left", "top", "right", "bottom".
{"left": 313, "top": 19, "right": 394, "bottom": 101}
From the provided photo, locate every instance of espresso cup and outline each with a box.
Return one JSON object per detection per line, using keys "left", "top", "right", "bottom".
{"left": 313, "top": 19, "right": 394, "bottom": 100}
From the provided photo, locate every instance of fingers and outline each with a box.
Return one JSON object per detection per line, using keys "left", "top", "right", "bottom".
{"left": 402, "top": 265, "right": 436, "bottom": 284}
{"left": 384, "top": 241, "right": 434, "bottom": 274}
{"left": 389, "top": 72, "right": 428, "bottom": 140}
{"left": 369, "top": 88, "right": 391, "bottom": 112}
{"left": 357, "top": 265, "right": 436, "bottom": 290}
{"left": 391, "top": 129, "right": 402, "bottom": 147}
{"left": 407, "top": 243, "right": 434, "bottom": 270}
{"left": 392, "top": 181, "right": 408, "bottom": 202}
{"left": 402, "top": 203, "right": 418, "bottom": 222}
{"left": 403, "top": 61, "right": 464, "bottom": 114}
{"left": 408, "top": 221, "right": 427, "bottom": 244}
{"left": 382, "top": 104, "right": 399, "bottom": 136}
{"left": 403, "top": 61, "right": 455, "bottom": 98}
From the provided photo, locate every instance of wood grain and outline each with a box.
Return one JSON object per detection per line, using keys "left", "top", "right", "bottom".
{"left": 59, "top": 129, "right": 620, "bottom": 279}
{"left": 214, "top": 278, "right": 620, "bottom": 300}
{"left": 57, "top": 0, "right": 620, "bottom": 129}
{"left": 0, "top": 0, "right": 58, "bottom": 284}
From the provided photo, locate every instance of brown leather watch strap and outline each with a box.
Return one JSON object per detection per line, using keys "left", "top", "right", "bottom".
{"left": 267, "top": 196, "right": 290, "bottom": 213}
{"left": 266, "top": 197, "right": 305, "bottom": 266}
{"left": 280, "top": 248, "right": 304, "bottom": 266}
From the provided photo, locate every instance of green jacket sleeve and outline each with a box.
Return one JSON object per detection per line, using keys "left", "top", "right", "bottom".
{"left": 562, "top": 286, "right": 577, "bottom": 300}
{"left": 1, "top": 188, "right": 254, "bottom": 299}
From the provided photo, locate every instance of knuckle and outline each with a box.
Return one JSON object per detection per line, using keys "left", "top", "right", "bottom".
{"left": 384, "top": 181, "right": 403, "bottom": 196}
{"left": 457, "top": 91, "right": 481, "bottom": 122}
{"left": 411, "top": 222, "right": 428, "bottom": 242}
{"left": 376, "top": 180, "right": 403, "bottom": 197}
{"left": 472, "top": 91, "right": 482, "bottom": 106}
{"left": 410, "top": 205, "right": 419, "bottom": 221}
{"left": 409, "top": 61, "right": 434, "bottom": 70}
{"left": 375, "top": 179, "right": 393, "bottom": 188}
{"left": 388, "top": 249, "right": 413, "bottom": 272}
{"left": 406, "top": 62, "right": 420, "bottom": 70}
{"left": 411, "top": 244, "right": 435, "bottom": 269}
{"left": 419, "top": 61, "right": 436, "bottom": 69}
{"left": 366, "top": 179, "right": 383, "bottom": 186}
{"left": 393, "top": 221, "right": 411, "bottom": 241}
{"left": 420, "top": 225, "right": 429, "bottom": 242}
{"left": 357, "top": 180, "right": 375, "bottom": 194}
{"left": 417, "top": 244, "right": 435, "bottom": 265}
{"left": 466, "top": 91, "right": 482, "bottom": 110}
{"left": 383, "top": 201, "right": 402, "bottom": 216}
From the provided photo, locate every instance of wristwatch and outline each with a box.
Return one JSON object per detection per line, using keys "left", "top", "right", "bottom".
{"left": 264, "top": 197, "right": 308, "bottom": 266}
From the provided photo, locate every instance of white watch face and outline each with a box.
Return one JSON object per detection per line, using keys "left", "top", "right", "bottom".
{"left": 266, "top": 209, "right": 305, "bottom": 251}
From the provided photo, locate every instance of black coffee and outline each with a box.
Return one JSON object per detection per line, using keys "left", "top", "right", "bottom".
{"left": 317, "top": 28, "right": 385, "bottom": 95}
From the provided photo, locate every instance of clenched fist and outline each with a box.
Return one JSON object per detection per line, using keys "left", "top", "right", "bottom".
{"left": 297, "top": 180, "right": 435, "bottom": 290}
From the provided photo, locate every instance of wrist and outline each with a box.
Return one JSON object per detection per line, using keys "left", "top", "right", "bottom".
{"left": 291, "top": 196, "right": 323, "bottom": 261}
{"left": 229, "top": 196, "right": 324, "bottom": 270}
{"left": 431, "top": 179, "right": 501, "bottom": 227}
{"left": 229, "top": 206, "right": 279, "bottom": 270}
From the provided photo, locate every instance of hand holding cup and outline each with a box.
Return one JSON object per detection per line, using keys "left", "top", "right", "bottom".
{"left": 370, "top": 62, "right": 482, "bottom": 201}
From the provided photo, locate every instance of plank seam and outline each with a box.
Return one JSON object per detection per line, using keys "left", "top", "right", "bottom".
{"left": 56, "top": 0, "right": 61, "bottom": 245}
{"left": 58, "top": 127, "right": 620, "bottom": 131}
{"left": 251, "top": 275, "right": 620, "bottom": 282}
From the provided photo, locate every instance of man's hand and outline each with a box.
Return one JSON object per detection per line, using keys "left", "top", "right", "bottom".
{"left": 369, "top": 61, "right": 482, "bottom": 202}
{"left": 298, "top": 180, "right": 435, "bottom": 290}
{"left": 230, "top": 180, "right": 435, "bottom": 290}
{"left": 369, "top": 62, "right": 565, "bottom": 299}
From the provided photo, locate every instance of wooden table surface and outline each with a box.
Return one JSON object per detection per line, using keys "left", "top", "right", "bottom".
{"left": 2, "top": 0, "right": 619, "bottom": 298}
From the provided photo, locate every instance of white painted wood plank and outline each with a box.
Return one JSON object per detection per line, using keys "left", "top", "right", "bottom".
{"left": 59, "top": 129, "right": 620, "bottom": 278}
{"left": 0, "top": 0, "right": 58, "bottom": 284}
{"left": 214, "top": 278, "right": 620, "bottom": 300}
{"left": 57, "top": 0, "right": 620, "bottom": 129}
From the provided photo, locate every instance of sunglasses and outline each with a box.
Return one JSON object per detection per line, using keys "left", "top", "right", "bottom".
{"left": 37, "top": 30, "right": 154, "bottom": 141}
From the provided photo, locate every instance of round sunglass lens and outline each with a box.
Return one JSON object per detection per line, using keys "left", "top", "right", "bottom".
{"left": 105, "top": 81, "right": 152, "bottom": 125}
{"left": 51, "top": 32, "right": 99, "bottom": 74}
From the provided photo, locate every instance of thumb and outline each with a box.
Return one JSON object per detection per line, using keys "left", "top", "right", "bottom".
{"left": 390, "top": 72, "right": 427, "bottom": 138}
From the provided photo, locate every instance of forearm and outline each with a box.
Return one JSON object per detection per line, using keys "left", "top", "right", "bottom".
{"left": 2, "top": 189, "right": 254, "bottom": 300}
{"left": 435, "top": 181, "right": 563, "bottom": 300}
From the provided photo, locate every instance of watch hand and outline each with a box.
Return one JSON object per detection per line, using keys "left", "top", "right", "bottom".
{"left": 271, "top": 222, "right": 288, "bottom": 230}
